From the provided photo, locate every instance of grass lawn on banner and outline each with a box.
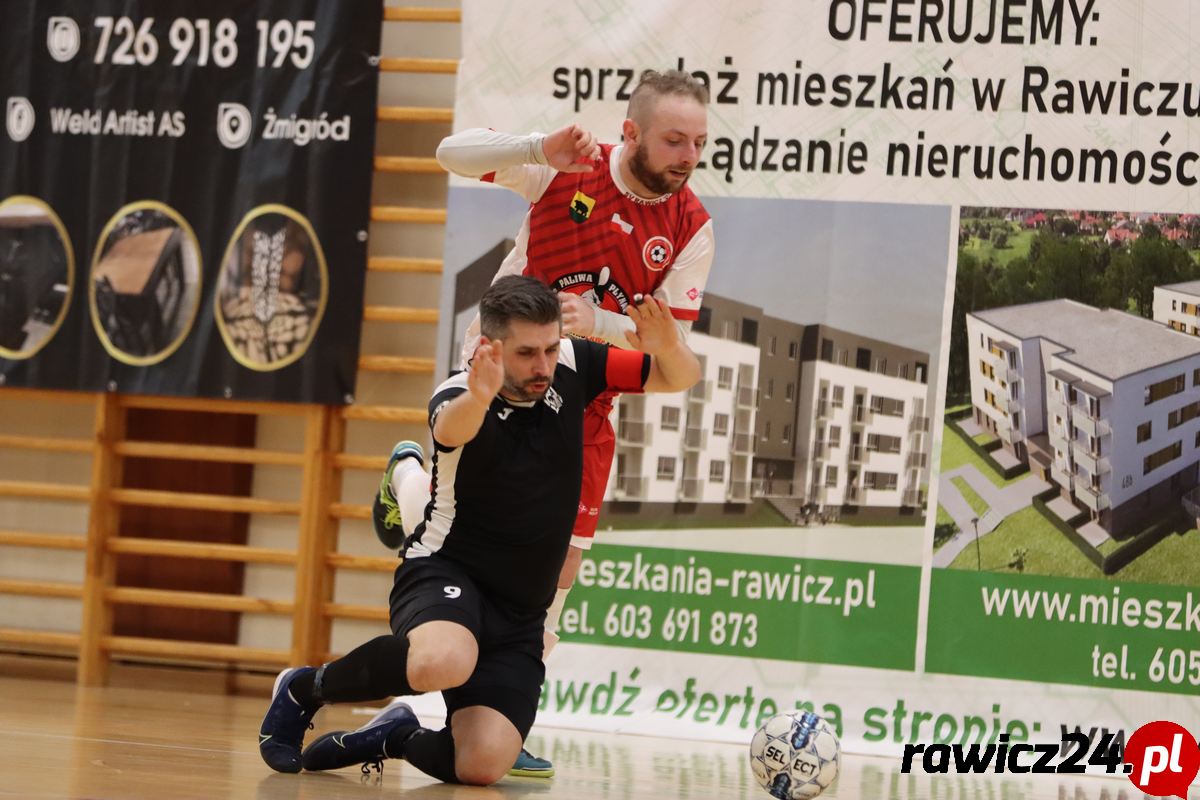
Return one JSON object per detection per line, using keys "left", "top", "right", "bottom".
{"left": 960, "top": 221, "right": 1035, "bottom": 266}
{"left": 948, "top": 506, "right": 1200, "bottom": 587}
{"left": 940, "top": 422, "right": 1032, "bottom": 489}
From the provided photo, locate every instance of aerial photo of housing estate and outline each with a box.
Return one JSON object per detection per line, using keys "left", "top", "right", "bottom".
{"left": 941, "top": 207, "right": 1200, "bottom": 586}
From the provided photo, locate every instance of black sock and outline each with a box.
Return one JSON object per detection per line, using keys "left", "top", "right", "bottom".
{"left": 402, "top": 727, "right": 459, "bottom": 783}
{"left": 291, "top": 634, "right": 418, "bottom": 706}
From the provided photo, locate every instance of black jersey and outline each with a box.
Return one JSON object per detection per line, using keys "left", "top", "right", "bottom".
{"left": 404, "top": 338, "right": 649, "bottom": 611}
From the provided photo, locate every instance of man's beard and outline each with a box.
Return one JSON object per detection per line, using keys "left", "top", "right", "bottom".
{"left": 629, "top": 142, "right": 688, "bottom": 196}
{"left": 502, "top": 375, "right": 551, "bottom": 402}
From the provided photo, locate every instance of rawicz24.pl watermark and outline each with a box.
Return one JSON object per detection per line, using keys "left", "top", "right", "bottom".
{"left": 901, "top": 721, "right": 1199, "bottom": 798}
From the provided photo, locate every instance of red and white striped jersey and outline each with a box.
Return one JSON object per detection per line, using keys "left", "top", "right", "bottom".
{"left": 480, "top": 142, "right": 713, "bottom": 326}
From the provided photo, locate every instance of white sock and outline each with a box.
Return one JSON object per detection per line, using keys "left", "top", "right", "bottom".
{"left": 391, "top": 458, "right": 431, "bottom": 537}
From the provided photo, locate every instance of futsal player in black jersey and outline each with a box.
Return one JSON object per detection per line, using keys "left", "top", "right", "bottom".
{"left": 258, "top": 275, "right": 699, "bottom": 784}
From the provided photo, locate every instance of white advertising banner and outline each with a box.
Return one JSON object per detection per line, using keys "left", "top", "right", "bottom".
{"left": 438, "top": 0, "right": 1200, "bottom": 783}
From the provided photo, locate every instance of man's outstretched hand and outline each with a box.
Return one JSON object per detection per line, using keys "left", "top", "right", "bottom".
{"left": 624, "top": 296, "right": 681, "bottom": 355}
{"left": 469, "top": 337, "right": 505, "bottom": 405}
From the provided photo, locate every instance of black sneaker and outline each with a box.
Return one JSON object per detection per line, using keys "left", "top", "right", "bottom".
{"left": 301, "top": 698, "right": 419, "bottom": 773}
{"left": 372, "top": 441, "right": 425, "bottom": 549}
{"left": 258, "top": 666, "right": 320, "bottom": 773}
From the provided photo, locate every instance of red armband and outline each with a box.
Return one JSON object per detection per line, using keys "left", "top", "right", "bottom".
{"left": 605, "top": 348, "right": 650, "bottom": 393}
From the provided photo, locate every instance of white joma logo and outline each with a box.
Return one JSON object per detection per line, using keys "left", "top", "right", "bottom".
{"left": 496, "top": 408, "right": 513, "bottom": 420}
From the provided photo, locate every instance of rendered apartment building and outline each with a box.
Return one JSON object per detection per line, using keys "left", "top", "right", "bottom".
{"left": 967, "top": 299, "right": 1200, "bottom": 535}
{"left": 607, "top": 292, "right": 933, "bottom": 517}
{"left": 1153, "top": 281, "right": 1200, "bottom": 335}
{"left": 608, "top": 329, "right": 759, "bottom": 505}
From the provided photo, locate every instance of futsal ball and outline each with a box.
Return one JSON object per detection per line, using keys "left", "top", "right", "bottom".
{"left": 749, "top": 711, "right": 841, "bottom": 799}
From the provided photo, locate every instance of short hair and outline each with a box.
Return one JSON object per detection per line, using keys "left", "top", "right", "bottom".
{"left": 479, "top": 275, "right": 561, "bottom": 339}
{"left": 627, "top": 69, "right": 709, "bottom": 126}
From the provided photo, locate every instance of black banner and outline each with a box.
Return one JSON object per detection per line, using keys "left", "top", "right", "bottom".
{"left": 0, "top": 1, "right": 382, "bottom": 404}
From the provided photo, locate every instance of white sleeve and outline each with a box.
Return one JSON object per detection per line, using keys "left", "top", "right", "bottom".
{"left": 591, "top": 307, "right": 636, "bottom": 349}
{"left": 591, "top": 306, "right": 692, "bottom": 350}
{"left": 657, "top": 218, "right": 715, "bottom": 323}
{"left": 436, "top": 128, "right": 557, "bottom": 202}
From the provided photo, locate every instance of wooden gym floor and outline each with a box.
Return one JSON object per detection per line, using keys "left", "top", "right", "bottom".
{"left": 0, "top": 655, "right": 1168, "bottom": 800}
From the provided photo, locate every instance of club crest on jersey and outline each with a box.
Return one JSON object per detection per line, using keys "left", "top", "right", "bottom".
{"left": 569, "top": 191, "right": 596, "bottom": 223}
{"left": 642, "top": 236, "right": 673, "bottom": 272}
{"left": 543, "top": 386, "right": 563, "bottom": 413}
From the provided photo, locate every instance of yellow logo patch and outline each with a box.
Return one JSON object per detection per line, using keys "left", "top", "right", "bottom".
{"left": 569, "top": 191, "right": 595, "bottom": 223}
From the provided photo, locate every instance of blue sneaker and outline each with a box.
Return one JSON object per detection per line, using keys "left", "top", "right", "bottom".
{"left": 509, "top": 748, "right": 555, "bottom": 778}
{"left": 373, "top": 441, "right": 425, "bottom": 549}
{"left": 301, "top": 698, "right": 419, "bottom": 773}
{"left": 258, "top": 667, "right": 320, "bottom": 773}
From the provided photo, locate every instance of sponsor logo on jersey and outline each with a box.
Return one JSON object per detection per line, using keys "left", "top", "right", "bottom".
{"left": 642, "top": 235, "right": 673, "bottom": 272}
{"left": 551, "top": 272, "right": 631, "bottom": 312}
{"left": 569, "top": 191, "right": 596, "bottom": 223}
{"left": 610, "top": 212, "right": 633, "bottom": 235}
{"left": 686, "top": 287, "right": 702, "bottom": 301}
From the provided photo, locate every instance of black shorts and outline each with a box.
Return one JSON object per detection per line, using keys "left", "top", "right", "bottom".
{"left": 388, "top": 556, "right": 545, "bottom": 739}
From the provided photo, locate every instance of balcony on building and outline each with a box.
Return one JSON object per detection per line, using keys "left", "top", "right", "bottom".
{"left": 848, "top": 445, "right": 863, "bottom": 463}
{"left": 984, "top": 340, "right": 1019, "bottom": 378}
{"left": 1045, "top": 391, "right": 1071, "bottom": 421}
{"left": 754, "top": 477, "right": 794, "bottom": 497}
{"left": 1047, "top": 424, "right": 1070, "bottom": 453}
{"left": 1071, "top": 380, "right": 1111, "bottom": 437}
{"left": 736, "top": 384, "right": 758, "bottom": 409}
{"left": 614, "top": 475, "right": 649, "bottom": 500}
{"left": 617, "top": 419, "right": 653, "bottom": 447}
{"left": 1046, "top": 367, "right": 1081, "bottom": 407}
{"left": 1049, "top": 458, "right": 1071, "bottom": 487}
{"left": 688, "top": 379, "right": 713, "bottom": 403}
{"left": 901, "top": 488, "right": 924, "bottom": 507}
{"left": 682, "top": 426, "right": 708, "bottom": 451}
{"left": 678, "top": 478, "right": 703, "bottom": 501}
{"left": 851, "top": 405, "right": 870, "bottom": 426}
{"left": 811, "top": 441, "right": 828, "bottom": 461}
{"left": 618, "top": 394, "right": 646, "bottom": 422}
{"left": 1072, "top": 476, "right": 1111, "bottom": 512}
{"left": 1072, "top": 447, "right": 1110, "bottom": 475}
{"left": 905, "top": 452, "right": 928, "bottom": 469}
{"left": 997, "top": 424, "right": 1025, "bottom": 445}
{"left": 1072, "top": 411, "right": 1110, "bottom": 438}
{"left": 727, "top": 480, "right": 751, "bottom": 502}
{"left": 908, "top": 415, "right": 930, "bottom": 433}
{"left": 732, "top": 432, "right": 755, "bottom": 455}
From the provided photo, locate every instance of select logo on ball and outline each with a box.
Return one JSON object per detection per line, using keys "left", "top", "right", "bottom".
{"left": 749, "top": 711, "right": 840, "bottom": 799}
